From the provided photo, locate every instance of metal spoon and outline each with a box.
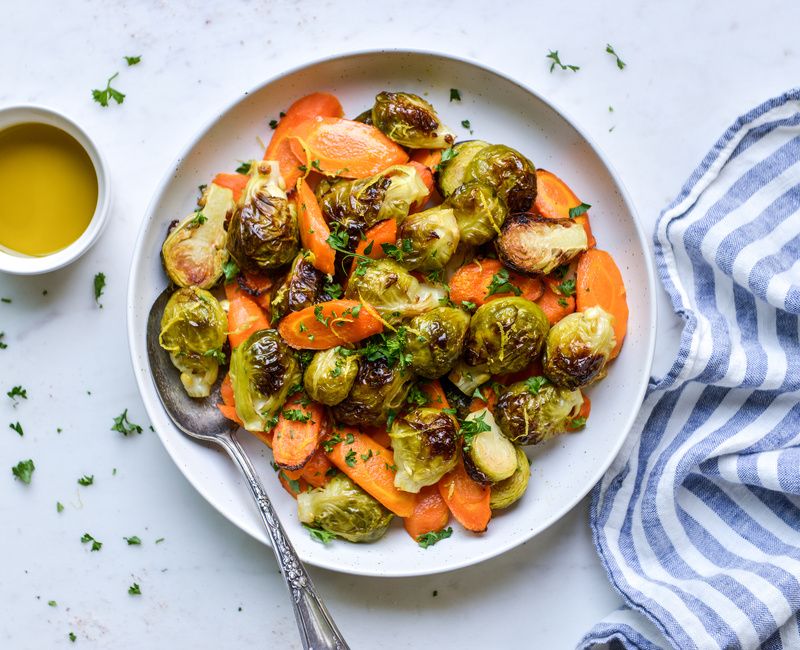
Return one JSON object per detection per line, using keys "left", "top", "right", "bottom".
{"left": 146, "top": 288, "right": 349, "bottom": 650}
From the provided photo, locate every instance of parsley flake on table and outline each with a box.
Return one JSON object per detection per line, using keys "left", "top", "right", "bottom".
{"left": 7, "top": 385, "right": 27, "bottom": 400}
{"left": 0, "top": 332, "right": 6, "bottom": 349}
{"left": 546, "top": 50, "right": 580, "bottom": 73}
{"left": 10, "top": 421, "right": 23, "bottom": 436}
{"left": 80, "top": 533, "right": 102, "bottom": 551}
{"left": 124, "top": 536, "right": 142, "bottom": 545}
{"left": 112, "top": 409, "right": 143, "bottom": 436}
{"left": 417, "top": 526, "right": 453, "bottom": 549}
{"left": 93, "top": 272, "right": 106, "bottom": 305}
{"left": 1, "top": 297, "right": 10, "bottom": 303}
{"left": 57, "top": 502, "right": 65, "bottom": 513}
{"left": 69, "top": 632, "right": 76, "bottom": 642}
{"left": 11, "top": 459, "right": 34, "bottom": 483}
{"left": 128, "top": 582, "right": 141, "bottom": 595}
{"left": 304, "top": 525, "right": 336, "bottom": 544}
{"left": 605, "top": 44, "right": 626, "bottom": 69}
{"left": 569, "top": 202, "right": 591, "bottom": 219}
{"left": 48, "top": 600, "right": 57, "bottom": 607}
{"left": 124, "top": 55, "right": 142, "bottom": 66}
{"left": 155, "top": 537, "right": 165, "bottom": 544}
{"left": 91, "top": 72, "right": 125, "bottom": 107}
{"left": 77, "top": 474, "right": 94, "bottom": 486}
{"left": 461, "top": 119, "right": 471, "bottom": 130}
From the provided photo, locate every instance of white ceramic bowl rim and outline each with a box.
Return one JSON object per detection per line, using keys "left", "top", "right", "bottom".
{"left": 126, "top": 48, "right": 657, "bottom": 577}
{"left": 0, "top": 104, "right": 111, "bottom": 275}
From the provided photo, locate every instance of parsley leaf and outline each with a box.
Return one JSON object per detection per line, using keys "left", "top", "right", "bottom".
{"left": 568, "top": 202, "right": 591, "bottom": 219}
{"left": 69, "top": 632, "right": 76, "bottom": 642}
{"left": 304, "top": 525, "right": 336, "bottom": 544}
{"left": 111, "top": 409, "right": 143, "bottom": 436}
{"left": 322, "top": 433, "right": 343, "bottom": 453}
{"left": 222, "top": 259, "right": 240, "bottom": 283}
{"left": 0, "top": 332, "right": 6, "bottom": 350}
{"left": 417, "top": 526, "right": 453, "bottom": 549}
{"left": 461, "top": 119, "right": 471, "bottom": 129}
{"left": 269, "top": 119, "right": 279, "bottom": 129}
{"left": 459, "top": 413, "right": 491, "bottom": 451}
{"left": 57, "top": 502, "right": 65, "bottom": 513}
{"left": 91, "top": 72, "right": 125, "bottom": 107}
{"left": 323, "top": 276, "right": 343, "bottom": 299}
{"left": 279, "top": 471, "right": 301, "bottom": 494}
{"left": 361, "top": 328, "right": 411, "bottom": 369}
{"left": 449, "top": 88, "right": 461, "bottom": 102}
{"left": 93, "top": 272, "right": 106, "bottom": 305}
{"left": 48, "top": 600, "right": 57, "bottom": 607}
{"left": 124, "top": 536, "right": 141, "bottom": 545}
{"left": 9, "top": 421, "right": 23, "bottom": 436}
{"left": 80, "top": 533, "right": 102, "bottom": 551}
{"left": 128, "top": 582, "right": 142, "bottom": 595}
{"left": 436, "top": 146, "right": 458, "bottom": 172}
{"left": 460, "top": 300, "right": 477, "bottom": 312}
{"left": 524, "top": 376, "right": 550, "bottom": 394}
{"left": 344, "top": 449, "right": 357, "bottom": 467}
{"left": 282, "top": 409, "right": 311, "bottom": 423}
{"left": 556, "top": 278, "right": 576, "bottom": 297}
{"left": 605, "top": 44, "right": 626, "bottom": 70}
{"left": 124, "top": 55, "right": 141, "bottom": 66}
{"left": 7, "top": 386, "right": 27, "bottom": 400}
{"left": 235, "top": 161, "right": 251, "bottom": 174}
{"left": 77, "top": 474, "right": 94, "bottom": 486}
{"left": 203, "top": 348, "right": 227, "bottom": 364}
{"left": 486, "top": 268, "right": 521, "bottom": 297}
{"left": 189, "top": 210, "right": 207, "bottom": 226}
{"left": 406, "top": 384, "right": 431, "bottom": 407}
{"left": 570, "top": 416, "right": 587, "bottom": 428}
{"left": 546, "top": 50, "right": 580, "bottom": 73}
{"left": 381, "top": 238, "right": 412, "bottom": 261}
{"left": 11, "top": 459, "right": 34, "bottom": 484}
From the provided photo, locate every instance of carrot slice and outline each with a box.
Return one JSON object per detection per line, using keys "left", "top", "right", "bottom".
{"left": 362, "top": 425, "right": 392, "bottom": 449}
{"left": 296, "top": 179, "right": 336, "bottom": 275}
{"left": 419, "top": 380, "right": 449, "bottom": 410}
{"left": 408, "top": 160, "right": 434, "bottom": 212}
{"left": 449, "top": 259, "right": 543, "bottom": 307}
{"left": 279, "top": 471, "right": 310, "bottom": 499}
{"left": 289, "top": 117, "right": 409, "bottom": 179}
{"left": 469, "top": 385, "right": 498, "bottom": 414}
{"left": 212, "top": 173, "right": 249, "bottom": 204}
{"left": 404, "top": 485, "right": 450, "bottom": 541}
{"left": 325, "top": 427, "right": 415, "bottom": 517}
{"left": 272, "top": 395, "right": 327, "bottom": 470}
{"left": 349, "top": 219, "right": 398, "bottom": 275}
{"left": 576, "top": 249, "right": 628, "bottom": 358}
{"left": 535, "top": 281, "right": 575, "bottom": 325}
{"left": 438, "top": 458, "right": 491, "bottom": 533}
{"left": 237, "top": 271, "right": 273, "bottom": 311}
{"left": 265, "top": 92, "right": 344, "bottom": 189}
{"left": 567, "top": 393, "right": 591, "bottom": 430}
{"left": 225, "top": 281, "right": 270, "bottom": 348}
{"left": 533, "top": 169, "right": 596, "bottom": 247}
{"left": 278, "top": 299, "right": 383, "bottom": 350}
{"left": 298, "top": 449, "right": 333, "bottom": 488}
{"left": 410, "top": 148, "right": 442, "bottom": 171}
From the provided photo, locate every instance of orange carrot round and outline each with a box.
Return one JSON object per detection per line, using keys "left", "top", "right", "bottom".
{"left": 212, "top": 172, "right": 248, "bottom": 204}
{"left": 404, "top": 485, "right": 450, "bottom": 541}
{"left": 409, "top": 148, "right": 442, "bottom": 171}
{"left": 407, "top": 160, "right": 434, "bottom": 212}
{"left": 298, "top": 449, "right": 334, "bottom": 488}
{"left": 533, "top": 169, "right": 596, "bottom": 247}
{"left": 576, "top": 249, "right": 628, "bottom": 357}
{"left": 278, "top": 299, "right": 383, "bottom": 350}
{"left": 535, "top": 282, "right": 576, "bottom": 325}
{"left": 295, "top": 179, "right": 336, "bottom": 275}
{"left": 271, "top": 395, "right": 327, "bottom": 470}
{"left": 449, "top": 259, "right": 543, "bottom": 307}
{"left": 225, "top": 281, "right": 270, "bottom": 349}
{"left": 568, "top": 393, "right": 591, "bottom": 430}
{"left": 438, "top": 458, "right": 491, "bottom": 533}
{"left": 349, "top": 219, "right": 398, "bottom": 274}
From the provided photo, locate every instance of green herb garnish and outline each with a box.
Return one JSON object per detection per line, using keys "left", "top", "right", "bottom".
{"left": 112, "top": 409, "right": 143, "bottom": 436}
{"left": 124, "top": 55, "right": 141, "bottom": 66}
{"left": 304, "top": 525, "right": 336, "bottom": 544}
{"left": 7, "top": 386, "right": 27, "bottom": 400}
{"left": 417, "top": 526, "right": 453, "bottom": 549}
{"left": 81, "top": 533, "right": 102, "bottom": 551}
{"left": 77, "top": 474, "right": 94, "bottom": 486}
{"left": 124, "top": 536, "right": 142, "bottom": 545}
{"left": 449, "top": 88, "right": 461, "bottom": 101}
{"left": 546, "top": 50, "right": 580, "bottom": 73}
{"left": 568, "top": 202, "right": 591, "bottom": 219}
{"left": 128, "top": 583, "right": 141, "bottom": 595}
{"left": 486, "top": 268, "right": 521, "bottom": 297}
{"left": 94, "top": 272, "right": 106, "bottom": 304}
{"left": 12, "top": 459, "right": 34, "bottom": 484}
{"left": 9, "top": 421, "right": 23, "bottom": 436}
{"left": 524, "top": 376, "right": 550, "bottom": 394}
{"left": 605, "top": 44, "right": 626, "bottom": 69}
{"left": 92, "top": 72, "right": 125, "bottom": 107}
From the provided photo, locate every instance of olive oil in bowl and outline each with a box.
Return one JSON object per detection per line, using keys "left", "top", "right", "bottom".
{"left": 0, "top": 122, "right": 98, "bottom": 256}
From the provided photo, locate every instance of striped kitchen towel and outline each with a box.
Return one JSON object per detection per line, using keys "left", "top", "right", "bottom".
{"left": 580, "top": 89, "right": 800, "bottom": 650}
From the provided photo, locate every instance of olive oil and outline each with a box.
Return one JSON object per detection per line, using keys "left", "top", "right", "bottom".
{"left": 0, "top": 123, "right": 98, "bottom": 256}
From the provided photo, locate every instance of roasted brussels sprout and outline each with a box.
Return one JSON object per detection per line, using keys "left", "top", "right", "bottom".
{"left": 396, "top": 206, "right": 460, "bottom": 271}
{"left": 229, "top": 328, "right": 301, "bottom": 432}
{"left": 158, "top": 287, "right": 227, "bottom": 398}
{"left": 496, "top": 212, "right": 587, "bottom": 275}
{"left": 162, "top": 183, "right": 235, "bottom": 289}
{"left": 447, "top": 359, "right": 491, "bottom": 396}
{"left": 371, "top": 92, "right": 455, "bottom": 149}
{"left": 389, "top": 408, "right": 459, "bottom": 492}
{"left": 463, "top": 144, "right": 536, "bottom": 213}
{"left": 490, "top": 446, "right": 531, "bottom": 510}
{"left": 446, "top": 181, "right": 507, "bottom": 246}
{"left": 331, "top": 356, "right": 414, "bottom": 426}
{"left": 344, "top": 258, "right": 445, "bottom": 321}
{"left": 226, "top": 160, "right": 298, "bottom": 272}
{"left": 494, "top": 379, "right": 583, "bottom": 445}
{"left": 461, "top": 408, "right": 518, "bottom": 484}
{"left": 464, "top": 297, "right": 549, "bottom": 374}
{"left": 269, "top": 253, "right": 325, "bottom": 323}
{"left": 303, "top": 347, "right": 360, "bottom": 406}
{"left": 297, "top": 474, "right": 393, "bottom": 543}
{"left": 406, "top": 307, "right": 470, "bottom": 378}
{"left": 543, "top": 306, "right": 615, "bottom": 388}
{"left": 437, "top": 140, "right": 490, "bottom": 198}
{"left": 317, "top": 165, "right": 428, "bottom": 243}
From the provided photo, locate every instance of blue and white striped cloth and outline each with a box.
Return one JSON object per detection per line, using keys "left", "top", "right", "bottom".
{"left": 580, "top": 90, "right": 800, "bottom": 650}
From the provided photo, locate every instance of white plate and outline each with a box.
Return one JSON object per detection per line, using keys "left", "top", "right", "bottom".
{"left": 127, "top": 50, "right": 656, "bottom": 577}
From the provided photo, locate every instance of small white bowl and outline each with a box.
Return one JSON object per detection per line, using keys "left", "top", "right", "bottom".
{"left": 0, "top": 105, "right": 111, "bottom": 275}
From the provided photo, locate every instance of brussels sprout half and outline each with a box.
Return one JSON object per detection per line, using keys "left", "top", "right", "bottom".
{"left": 229, "top": 328, "right": 301, "bottom": 432}
{"left": 162, "top": 183, "right": 235, "bottom": 289}
{"left": 406, "top": 307, "right": 470, "bottom": 379}
{"left": 495, "top": 380, "right": 583, "bottom": 445}
{"left": 226, "top": 160, "right": 298, "bottom": 272}
{"left": 464, "top": 297, "right": 550, "bottom": 375}
{"left": 389, "top": 407, "right": 459, "bottom": 493}
{"left": 496, "top": 212, "right": 588, "bottom": 276}
{"left": 436, "top": 140, "right": 490, "bottom": 198}
{"left": 270, "top": 252, "right": 325, "bottom": 323}
{"left": 371, "top": 92, "right": 455, "bottom": 149}
{"left": 490, "top": 446, "right": 531, "bottom": 510}
{"left": 303, "top": 347, "right": 360, "bottom": 406}
{"left": 446, "top": 181, "right": 507, "bottom": 246}
{"left": 461, "top": 408, "right": 518, "bottom": 484}
{"left": 447, "top": 359, "right": 491, "bottom": 397}
{"left": 159, "top": 287, "right": 227, "bottom": 398}
{"left": 297, "top": 474, "right": 394, "bottom": 543}
{"left": 543, "top": 306, "right": 616, "bottom": 388}
{"left": 463, "top": 144, "right": 537, "bottom": 213}
{"left": 396, "top": 206, "right": 460, "bottom": 271}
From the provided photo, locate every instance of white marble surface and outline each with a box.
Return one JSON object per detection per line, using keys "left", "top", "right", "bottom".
{"left": 1, "top": 1, "right": 798, "bottom": 648}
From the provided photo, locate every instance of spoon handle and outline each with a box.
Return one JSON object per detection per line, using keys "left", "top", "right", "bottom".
{"left": 218, "top": 432, "right": 350, "bottom": 650}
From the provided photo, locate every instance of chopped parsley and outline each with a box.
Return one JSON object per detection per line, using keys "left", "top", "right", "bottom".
{"left": 11, "top": 459, "right": 34, "bottom": 484}
{"left": 48, "top": 600, "right": 57, "bottom": 607}
{"left": 345, "top": 449, "right": 357, "bottom": 467}
{"left": 570, "top": 416, "right": 587, "bottom": 428}
{"left": 124, "top": 536, "right": 142, "bottom": 545}
{"left": 322, "top": 433, "right": 343, "bottom": 453}
{"left": 417, "top": 526, "right": 453, "bottom": 549}
{"left": 381, "top": 238, "right": 413, "bottom": 262}
{"left": 128, "top": 582, "right": 142, "bottom": 595}
{"left": 486, "top": 268, "right": 521, "bottom": 297}
{"left": 80, "top": 533, "right": 102, "bottom": 551}
{"left": 449, "top": 88, "right": 461, "bottom": 102}
{"left": 7, "top": 385, "right": 27, "bottom": 400}
{"left": 436, "top": 146, "right": 458, "bottom": 172}
{"left": 386, "top": 409, "right": 398, "bottom": 429}
{"left": 279, "top": 471, "right": 301, "bottom": 494}
{"left": 112, "top": 409, "right": 143, "bottom": 436}
{"left": 282, "top": 409, "right": 311, "bottom": 423}
{"left": 269, "top": 119, "right": 279, "bottom": 129}
{"left": 77, "top": 474, "right": 94, "bottom": 486}
{"left": 313, "top": 304, "right": 329, "bottom": 326}
{"left": 93, "top": 272, "right": 106, "bottom": 305}
{"left": 461, "top": 119, "right": 471, "bottom": 130}
{"left": 605, "top": 44, "right": 626, "bottom": 69}
{"left": 556, "top": 278, "right": 576, "bottom": 297}
{"left": 546, "top": 50, "right": 580, "bottom": 73}
{"left": 459, "top": 413, "right": 491, "bottom": 450}
{"left": 155, "top": 537, "right": 165, "bottom": 544}
{"left": 524, "top": 376, "right": 550, "bottom": 394}
{"left": 558, "top": 297, "right": 568, "bottom": 307}
{"left": 235, "top": 161, "right": 251, "bottom": 174}
{"left": 323, "top": 277, "right": 343, "bottom": 299}
{"left": 0, "top": 332, "right": 6, "bottom": 349}
{"left": 189, "top": 210, "right": 207, "bottom": 226}
{"left": 406, "top": 384, "right": 430, "bottom": 407}
{"left": 91, "top": 72, "right": 125, "bottom": 107}
{"left": 9, "top": 421, "right": 23, "bottom": 436}
{"left": 69, "top": 632, "right": 76, "bottom": 642}
{"left": 222, "top": 259, "right": 240, "bottom": 282}
{"left": 304, "top": 525, "right": 336, "bottom": 544}
{"left": 568, "top": 202, "right": 591, "bottom": 219}
{"left": 203, "top": 348, "right": 227, "bottom": 364}
{"left": 1, "top": 297, "right": 10, "bottom": 303}
{"left": 360, "top": 449, "right": 374, "bottom": 461}
{"left": 57, "top": 502, "right": 65, "bottom": 513}
{"left": 124, "top": 55, "right": 141, "bottom": 66}
{"left": 361, "top": 328, "right": 411, "bottom": 369}
{"left": 472, "top": 386, "right": 486, "bottom": 401}
{"left": 460, "top": 300, "right": 477, "bottom": 312}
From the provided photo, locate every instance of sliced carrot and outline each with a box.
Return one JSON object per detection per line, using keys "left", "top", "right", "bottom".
{"left": 362, "top": 424, "right": 392, "bottom": 449}
{"left": 438, "top": 458, "right": 491, "bottom": 533}
{"left": 272, "top": 394, "right": 327, "bottom": 470}
{"left": 218, "top": 374, "right": 243, "bottom": 426}
{"left": 278, "top": 299, "right": 383, "bottom": 350}
{"left": 217, "top": 404, "right": 243, "bottom": 427}
{"left": 225, "top": 281, "right": 270, "bottom": 348}
{"left": 296, "top": 179, "right": 336, "bottom": 275}
{"left": 419, "top": 380, "right": 449, "bottom": 410}
{"left": 289, "top": 117, "right": 408, "bottom": 179}
{"left": 279, "top": 471, "right": 310, "bottom": 499}
{"left": 576, "top": 249, "right": 628, "bottom": 358}
{"left": 212, "top": 173, "right": 249, "bottom": 204}
{"left": 349, "top": 219, "right": 398, "bottom": 275}
{"left": 408, "top": 160, "right": 434, "bottom": 212}
{"left": 404, "top": 485, "right": 450, "bottom": 541}
{"left": 298, "top": 449, "right": 334, "bottom": 488}
{"left": 533, "top": 169, "right": 596, "bottom": 247}
{"left": 535, "top": 281, "right": 575, "bottom": 325}
{"left": 469, "top": 385, "right": 498, "bottom": 414}
{"left": 325, "top": 427, "right": 416, "bottom": 517}
{"left": 410, "top": 148, "right": 442, "bottom": 171}
{"left": 238, "top": 271, "right": 273, "bottom": 311}
{"left": 449, "top": 259, "right": 544, "bottom": 307}
{"left": 265, "top": 92, "right": 344, "bottom": 189}
{"left": 567, "top": 393, "right": 591, "bottom": 430}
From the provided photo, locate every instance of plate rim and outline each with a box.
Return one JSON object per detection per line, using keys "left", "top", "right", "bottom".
{"left": 126, "top": 47, "right": 657, "bottom": 577}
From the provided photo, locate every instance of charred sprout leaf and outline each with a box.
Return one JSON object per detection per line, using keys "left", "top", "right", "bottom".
{"left": 495, "top": 381, "right": 583, "bottom": 445}
{"left": 463, "top": 144, "right": 536, "bottom": 213}
{"left": 390, "top": 408, "right": 459, "bottom": 492}
{"left": 112, "top": 409, "right": 143, "bottom": 436}
{"left": 270, "top": 253, "right": 325, "bottom": 323}
{"left": 490, "top": 446, "right": 531, "bottom": 509}
{"left": 81, "top": 533, "right": 103, "bottom": 551}
{"left": 406, "top": 307, "right": 470, "bottom": 379}
{"left": 396, "top": 206, "right": 460, "bottom": 271}
{"left": 605, "top": 44, "right": 626, "bottom": 69}
{"left": 304, "top": 347, "right": 360, "bottom": 406}
{"left": 94, "top": 272, "right": 106, "bottom": 304}
{"left": 12, "top": 459, "right": 34, "bottom": 484}
{"left": 568, "top": 202, "right": 591, "bottom": 219}
{"left": 304, "top": 524, "right": 337, "bottom": 544}
{"left": 124, "top": 55, "right": 141, "bottom": 66}
{"left": 417, "top": 526, "right": 453, "bottom": 548}
{"left": 486, "top": 268, "right": 521, "bottom": 297}
{"left": 9, "top": 421, "right": 23, "bottom": 436}
{"left": 497, "top": 213, "right": 587, "bottom": 275}
{"left": 91, "top": 72, "right": 125, "bottom": 107}
{"left": 371, "top": 92, "right": 455, "bottom": 149}
{"left": 297, "top": 474, "right": 393, "bottom": 543}
{"left": 546, "top": 50, "right": 580, "bottom": 73}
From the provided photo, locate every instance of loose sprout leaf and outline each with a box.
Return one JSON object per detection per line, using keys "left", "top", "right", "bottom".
{"left": 94, "top": 272, "right": 106, "bottom": 304}
{"left": 128, "top": 582, "right": 142, "bottom": 595}
{"left": 124, "top": 55, "right": 141, "bottom": 66}
{"left": 80, "top": 533, "right": 103, "bottom": 551}
{"left": 568, "top": 202, "right": 591, "bottom": 219}
{"left": 10, "top": 421, "right": 23, "bottom": 436}
{"left": 12, "top": 459, "right": 34, "bottom": 483}
{"left": 124, "top": 536, "right": 142, "bottom": 545}
{"left": 546, "top": 50, "right": 580, "bottom": 73}
{"left": 605, "top": 44, "right": 626, "bottom": 69}
{"left": 524, "top": 376, "right": 550, "bottom": 394}
{"left": 417, "top": 526, "right": 453, "bottom": 549}
{"left": 112, "top": 409, "right": 143, "bottom": 436}
{"left": 91, "top": 72, "right": 125, "bottom": 107}
{"left": 449, "top": 88, "right": 461, "bottom": 102}
{"left": 486, "top": 268, "right": 521, "bottom": 297}
{"left": 7, "top": 385, "right": 27, "bottom": 400}
{"left": 304, "top": 524, "right": 337, "bottom": 544}
{"left": 77, "top": 474, "right": 94, "bottom": 486}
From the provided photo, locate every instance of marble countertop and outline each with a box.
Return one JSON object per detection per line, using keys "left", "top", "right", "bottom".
{"left": 2, "top": 1, "right": 798, "bottom": 647}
